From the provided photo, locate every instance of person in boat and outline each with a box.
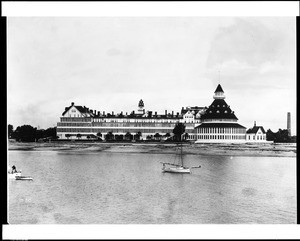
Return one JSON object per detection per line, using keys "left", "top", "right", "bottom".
{"left": 11, "top": 165, "right": 17, "bottom": 173}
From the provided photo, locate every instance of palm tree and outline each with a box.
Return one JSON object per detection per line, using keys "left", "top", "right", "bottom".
{"left": 105, "top": 132, "right": 114, "bottom": 141}
{"left": 96, "top": 132, "right": 102, "bottom": 139}
{"left": 125, "top": 132, "right": 132, "bottom": 140}
{"left": 136, "top": 131, "right": 142, "bottom": 140}
{"left": 154, "top": 133, "right": 161, "bottom": 141}
{"left": 65, "top": 134, "right": 71, "bottom": 140}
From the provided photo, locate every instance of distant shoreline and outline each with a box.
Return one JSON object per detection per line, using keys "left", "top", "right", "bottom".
{"left": 8, "top": 141, "right": 296, "bottom": 157}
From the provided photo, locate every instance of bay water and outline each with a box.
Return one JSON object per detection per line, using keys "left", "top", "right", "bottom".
{"left": 8, "top": 150, "right": 296, "bottom": 224}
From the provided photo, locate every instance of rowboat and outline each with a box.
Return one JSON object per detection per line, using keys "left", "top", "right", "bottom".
{"left": 15, "top": 176, "right": 33, "bottom": 181}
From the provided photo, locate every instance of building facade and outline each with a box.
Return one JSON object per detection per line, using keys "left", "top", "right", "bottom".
{"left": 56, "top": 84, "right": 268, "bottom": 143}
{"left": 245, "top": 122, "right": 267, "bottom": 142}
{"left": 56, "top": 101, "right": 204, "bottom": 141}
{"left": 195, "top": 84, "right": 247, "bottom": 143}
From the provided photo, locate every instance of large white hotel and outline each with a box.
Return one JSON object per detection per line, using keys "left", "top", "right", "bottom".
{"left": 56, "top": 84, "right": 267, "bottom": 143}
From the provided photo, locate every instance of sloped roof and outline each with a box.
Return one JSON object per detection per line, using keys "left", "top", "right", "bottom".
{"left": 195, "top": 122, "right": 246, "bottom": 129}
{"left": 214, "top": 84, "right": 224, "bottom": 93}
{"left": 62, "top": 105, "right": 91, "bottom": 116}
{"left": 246, "top": 126, "right": 266, "bottom": 134}
{"left": 200, "top": 99, "right": 238, "bottom": 120}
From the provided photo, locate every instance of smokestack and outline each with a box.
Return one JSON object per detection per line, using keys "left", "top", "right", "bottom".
{"left": 287, "top": 112, "right": 291, "bottom": 136}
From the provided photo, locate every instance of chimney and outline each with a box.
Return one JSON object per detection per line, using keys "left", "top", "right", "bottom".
{"left": 71, "top": 102, "right": 74, "bottom": 106}
{"left": 165, "top": 110, "right": 167, "bottom": 115}
{"left": 97, "top": 111, "right": 100, "bottom": 116}
{"left": 126, "top": 112, "right": 128, "bottom": 116}
{"left": 177, "top": 112, "right": 179, "bottom": 116}
{"left": 90, "top": 109, "right": 93, "bottom": 113}
{"left": 172, "top": 111, "right": 174, "bottom": 116}
{"left": 254, "top": 121, "right": 256, "bottom": 127}
{"left": 112, "top": 111, "right": 114, "bottom": 115}
{"left": 103, "top": 111, "right": 105, "bottom": 115}
{"left": 287, "top": 112, "right": 291, "bottom": 136}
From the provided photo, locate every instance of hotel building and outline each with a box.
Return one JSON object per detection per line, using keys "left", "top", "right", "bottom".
{"left": 56, "top": 84, "right": 268, "bottom": 143}
{"left": 56, "top": 99, "right": 205, "bottom": 141}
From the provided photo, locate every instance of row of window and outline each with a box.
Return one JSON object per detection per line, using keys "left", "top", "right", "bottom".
{"left": 58, "top": 122, "right": 195, "bottom": 128}
{"left": 57, "top": 128, "right": 195, "bottom": 134}
{"left": 61, "top": 117, "right": 91, "bottom": 122}
{"left": 248, "top": 135, "right": 266, "bottom": 140}
{"left": 197, "top": 127, "right": 246, "bottom": 134}
{"left": 197, "top": 135, "right": 246, "bottom": 140}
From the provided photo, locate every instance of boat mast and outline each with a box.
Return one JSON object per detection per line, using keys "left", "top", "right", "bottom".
{"left": 180, "top": 136, "right": 183, "bottom": 166}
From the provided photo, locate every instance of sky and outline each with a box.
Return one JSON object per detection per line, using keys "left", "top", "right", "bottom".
{"left": 7, "top": 17, "right": 296, "bottom": 134}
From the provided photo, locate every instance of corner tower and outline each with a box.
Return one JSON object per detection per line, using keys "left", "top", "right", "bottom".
{"left": 195, "top": 84, "right": 246, "bottom": 143}
{"left": 137, "top": 99, "right": 145, "bottom": 115}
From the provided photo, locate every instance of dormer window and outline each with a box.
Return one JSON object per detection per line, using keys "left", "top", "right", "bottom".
{"left": 224, "top": 110, "right": 227, "bottom": 113}
{"left": 216, "top": 110, "right": 220, "bottom": 113}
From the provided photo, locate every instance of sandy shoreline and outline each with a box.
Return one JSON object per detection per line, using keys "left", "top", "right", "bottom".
{"left": 8, "top": 141, "right": 296, "bottom": 157}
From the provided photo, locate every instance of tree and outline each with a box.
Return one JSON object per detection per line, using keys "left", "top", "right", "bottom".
{"left": 266, "top": 129, "right": 275, "bottom": 141}
{"left": 125, "top": 132, "right": 132, "bottom": 140}
{"left": 96, "top": 132, "right": 102, "bottom": 139}
{"left": 154, "top": 133, "right": 161, "bottom": 140}
{"left": 173, "top": 122, "right": 186, "bottom": 142}
{"left": 14, "top": 125, "right": 37, "bottom": 142}
{"left": 105, "top": 132, "right": 114, "bottom": 141}
{"left": 76, "top": 133, "right": 82, "bottom": 140}
{"left": 8, "top": 124, "right": 13, "bottom": 138}
{"left": 65, "top": 134, "right": 71, "bottom": 140}
{"left": 135, "top": 131, "right": 142, "bottom": 140}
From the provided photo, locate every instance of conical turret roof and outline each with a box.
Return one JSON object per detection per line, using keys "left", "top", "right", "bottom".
{"left": 214, "top": 84, "right": 224, "bottom": 93}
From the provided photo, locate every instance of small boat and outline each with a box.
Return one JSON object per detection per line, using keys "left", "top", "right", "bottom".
{"left": 15, "top": 176, "right": 33, "bottom": 181}
{"left": 8, "top": 171, "right": 22, "bottom": 178}
{"left": 161, "top": 141, "right": 201, "bottom": 174}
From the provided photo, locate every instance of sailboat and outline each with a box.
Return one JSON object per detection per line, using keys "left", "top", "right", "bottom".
{"left": 161, "top": 142, "right": 201, "bottom": 174}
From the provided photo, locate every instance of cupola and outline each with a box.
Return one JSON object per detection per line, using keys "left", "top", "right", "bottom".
{"left": 213, "top": 84, "right": 225, "bottom": 100}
